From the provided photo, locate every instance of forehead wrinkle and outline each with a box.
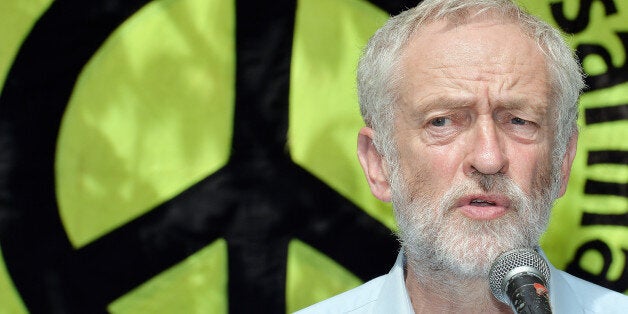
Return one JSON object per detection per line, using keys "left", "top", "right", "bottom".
{"left": 423, "top": 63, "right": 523, "bottom": 90}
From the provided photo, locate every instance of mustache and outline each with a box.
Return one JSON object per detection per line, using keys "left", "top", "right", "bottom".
{"left": 441, "top": 173, "right": 528, "bottom": 213}
{"left": 472, "top": 172, "right": 511, "bottom": 192}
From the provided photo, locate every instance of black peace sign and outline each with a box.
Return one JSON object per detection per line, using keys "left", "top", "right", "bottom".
{"left": 0, "top": 0, "right": 418, "bottom": 312}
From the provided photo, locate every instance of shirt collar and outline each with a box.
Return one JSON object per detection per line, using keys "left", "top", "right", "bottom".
{"left": 373, "top": 251, "right": 415, "bottom": 313}
{"left": 539, "top": 248, "right": 583, "bottom": 313}
{"left": 376, "top": 248, "right": 574, "bottom": 313}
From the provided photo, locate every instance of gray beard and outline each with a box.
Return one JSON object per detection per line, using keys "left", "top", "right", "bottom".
{"left": 391, "top": 171, "right": 554, "bottom": 284}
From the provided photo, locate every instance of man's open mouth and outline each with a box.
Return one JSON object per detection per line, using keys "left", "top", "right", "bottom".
{"left": 470, "top": 199, "right": 497, "bottom": 206}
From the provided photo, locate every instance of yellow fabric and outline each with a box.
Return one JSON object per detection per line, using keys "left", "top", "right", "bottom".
{"left": 0, "top": 1, "right": 53, "bottom": 313}
{"left": 0, "top": 0, "right": 53, "bottom": 95}
{"left": 290, "top": 0, "right": 395, "bottom": 230}
{"left": 286, "top": 239, "right": 362, "bottom": 312}
{"left": 0, "top": 247, "right": 27, "bottom": 314}
{"left": 108, "top": 239, "right": 228, "bottom": 314}
{"left": 0, "top": 0, "right": 626, "bottom": 312}
{"left": 518, "top": 1, "right": 628, "bottom": 289}
{"left": 53, "top": 1, "right": 235, "bottom": 309}
{"left": 56, "top": 0, "right": 235, "bottom": 248}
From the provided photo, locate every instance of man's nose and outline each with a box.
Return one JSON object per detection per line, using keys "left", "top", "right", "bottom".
{"left": 464, "top": 120, "right": 509, "bottom": 175}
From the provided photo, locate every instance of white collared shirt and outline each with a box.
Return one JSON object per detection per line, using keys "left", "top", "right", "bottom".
{"left": 296, "top": 250, "right": 628, "bottom": 313}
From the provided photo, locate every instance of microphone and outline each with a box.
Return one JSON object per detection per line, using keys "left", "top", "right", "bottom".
{"left": 489, "top": 248, "right": 552, "bottom": 314}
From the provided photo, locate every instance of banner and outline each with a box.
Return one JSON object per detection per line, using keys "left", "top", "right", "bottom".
{"left": 0, "top": 0, "right": 626, "bottom": 312}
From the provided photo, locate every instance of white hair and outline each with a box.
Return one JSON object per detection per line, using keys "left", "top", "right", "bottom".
{"left": 357, "top": 0, "right": 585, "bottom": 180}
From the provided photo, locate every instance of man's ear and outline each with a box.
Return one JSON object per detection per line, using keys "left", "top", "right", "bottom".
{"left": 357, "top": 127, "right": 392, "bottom": 202}
{"left": 558, "top": 131, "right": 578, "bottom": 197}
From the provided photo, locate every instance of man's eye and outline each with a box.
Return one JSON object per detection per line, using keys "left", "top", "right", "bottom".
{"left": 511, "top": 117, "right": 528, "bottom": 125}
{"left": 430, "top": 117, "right": 450, "bottom": 127}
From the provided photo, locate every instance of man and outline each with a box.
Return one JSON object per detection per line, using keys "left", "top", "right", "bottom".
{"left": 297, "top": 0, "right": 628, "bottom": 313}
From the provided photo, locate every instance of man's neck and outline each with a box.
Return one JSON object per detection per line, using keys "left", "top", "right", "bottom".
{"left": 404, "top": 264, "right": 513, "bottom": 313}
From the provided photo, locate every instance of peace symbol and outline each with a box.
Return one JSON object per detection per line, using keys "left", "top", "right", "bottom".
{"left": 0, "top": 0, "right": 416, "bottom": 312}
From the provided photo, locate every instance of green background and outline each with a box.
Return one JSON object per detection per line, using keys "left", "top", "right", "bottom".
{"left": 0, "top": 0, "right": 626, "bottom": 312}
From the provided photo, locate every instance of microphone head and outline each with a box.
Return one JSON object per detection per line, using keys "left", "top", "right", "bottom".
{"left": 488, "top": 248, "right": 551, "bottom": 304}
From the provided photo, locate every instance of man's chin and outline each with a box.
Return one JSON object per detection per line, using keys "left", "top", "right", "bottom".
{"left": 403, "top": 217, "right": 538, "bottom": 279}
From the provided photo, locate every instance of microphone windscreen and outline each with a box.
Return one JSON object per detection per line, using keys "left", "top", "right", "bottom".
{"left": 488, "top": 248, "right": 551, "bottom": 304}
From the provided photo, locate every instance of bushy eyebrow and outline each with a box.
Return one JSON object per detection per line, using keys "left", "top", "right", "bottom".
{"left": 496, "top": 98, "right": 548, "bottom": 117}
{"left": 410, "top": 96, "right": 476, "bottom": 114}
{"left": 418, "top": 95, "right": 547, "bottom": 110}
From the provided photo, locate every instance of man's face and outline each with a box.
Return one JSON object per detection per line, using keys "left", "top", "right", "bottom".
{"left": 391, "top": 19, "right": 556, "bottom": 277}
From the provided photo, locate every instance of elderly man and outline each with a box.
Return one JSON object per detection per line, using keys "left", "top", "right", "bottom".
{"left": 298, "top": 0, "right": 628, "bottom": 313}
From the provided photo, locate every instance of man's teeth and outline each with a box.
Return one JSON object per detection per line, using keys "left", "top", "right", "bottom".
{"left": 471, "top": 199, "right": 496, "bottom": 206}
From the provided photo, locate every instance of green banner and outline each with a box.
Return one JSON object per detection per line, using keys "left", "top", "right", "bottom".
{"left": 0, "top": 0, "right": 625, "bottom": 313}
